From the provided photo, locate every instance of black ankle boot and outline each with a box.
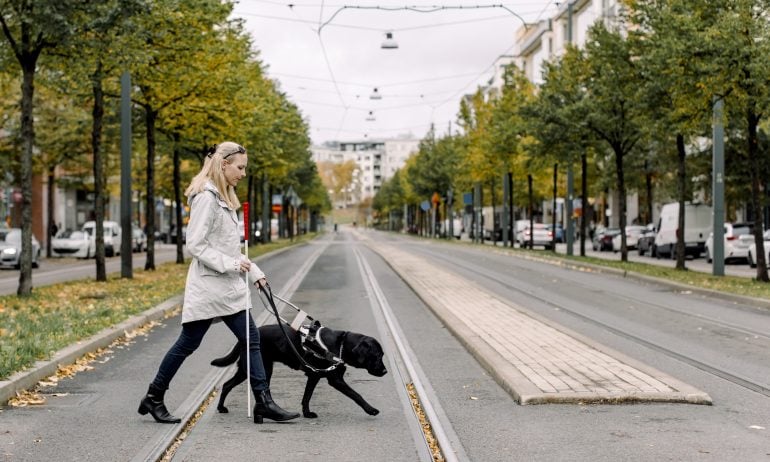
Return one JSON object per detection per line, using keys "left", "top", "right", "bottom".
{"left": 138, "top": 385, "right": 181, "bottom": 424}
{"left": 253, "top": 389, "right": 300, "bottom": 424}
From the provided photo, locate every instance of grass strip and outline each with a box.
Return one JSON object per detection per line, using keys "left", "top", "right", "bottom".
{"left": 492, "top": 243, "right": 770, "bottom": 301}
{"left": 0, "top": 235, "right": 313, "bottom": 380}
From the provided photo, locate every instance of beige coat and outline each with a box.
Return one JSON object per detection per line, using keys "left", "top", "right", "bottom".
{"left": 181, "top": 181, "right": 265, "bottom": 324}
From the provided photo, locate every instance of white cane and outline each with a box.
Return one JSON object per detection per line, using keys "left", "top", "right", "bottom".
{"left": 242, "top": 202, "right": 251, "bottom": 418}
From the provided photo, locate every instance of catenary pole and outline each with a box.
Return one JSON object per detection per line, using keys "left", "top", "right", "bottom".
{"left": 120, "top": 72, "right": 132, "bottom": 278}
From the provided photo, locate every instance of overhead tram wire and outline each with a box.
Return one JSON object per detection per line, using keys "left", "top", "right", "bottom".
{"left": 316, "top": 4, "right": 530, "bottom": 34}
{"left": 314, "top": 0, "right": 352, "bottom": 140}
{"left": 432, "top": 40, "right": 518, "bottom": 112}
{"left": 307, "top": 2, "right": 533, "bottom": 139}
{"left": 237, "top": 1, "right": 545, "bottom": 141}
{"left": 235, "top": 10, "right": 542, "bottom": 32}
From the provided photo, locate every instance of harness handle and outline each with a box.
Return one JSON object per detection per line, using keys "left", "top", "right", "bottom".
{"left": 259, "top": 283, "right": 343, "bottom": 373}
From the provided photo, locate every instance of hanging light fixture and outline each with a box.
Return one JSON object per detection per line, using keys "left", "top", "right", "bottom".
{"left": 370, "top": 87, "right": 382, "bottom": 100}
{"left": 381, "top": 31, "right": 398, "bottom": 49}
{"left": 366, "top": 111, "right": 376, "bottom": 121}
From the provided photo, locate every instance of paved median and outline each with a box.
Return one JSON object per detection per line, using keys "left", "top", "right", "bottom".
{"left": 364, "top": 239, "right": 712, "bottom": 405}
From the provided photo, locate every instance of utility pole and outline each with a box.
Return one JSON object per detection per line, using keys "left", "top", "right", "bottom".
{"left": 566, "top": 1, "right": 575, "bottom": 256}
{"left": 712, "top": 98, "right": 725, "bottom": 276}
{"left": 120, "top": 71, "right": 132, "bottom": 278}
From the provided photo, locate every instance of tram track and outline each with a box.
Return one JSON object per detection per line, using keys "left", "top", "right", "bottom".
{"left": 354, "top": 245, "right": 469, "bottom": 462}
{"left": 151, "top": 237, "right": 472, "bottom": 461}
{"left": 411, "top": 244, "right": 770, "bottom": 399}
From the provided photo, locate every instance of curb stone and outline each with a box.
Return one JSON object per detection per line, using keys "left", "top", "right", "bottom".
{"left": 0, "top": 242, "right": 303, "bottom": 406}
{"left": 0, "top": 295, "right": 183, "bottom": 405}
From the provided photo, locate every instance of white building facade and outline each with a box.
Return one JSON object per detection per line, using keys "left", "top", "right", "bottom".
{"left": 503, "top": 0, "right": 635, "bottom": 227}
{"left": 312, "top": 137, "right": 420, "bottom": 204}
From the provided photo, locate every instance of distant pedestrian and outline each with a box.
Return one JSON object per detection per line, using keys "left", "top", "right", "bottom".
{"left": 51, "top": 222, "right": 58, "bottom": 237}
{"left": 138, "top": 142, "right": 299, "bottom": 424}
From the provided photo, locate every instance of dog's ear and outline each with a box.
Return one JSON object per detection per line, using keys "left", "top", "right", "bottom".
{"left": 349, "top": 339, "right": 371, "bottom": 364}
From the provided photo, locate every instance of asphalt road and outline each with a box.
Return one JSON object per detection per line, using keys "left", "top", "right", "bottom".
{"left": 477, "top": 236, "right": 758, "bottom": 279}
{"left": 1, "top": 230, "right": 768, "bottom": 461}
{"left": 0, "top": 244, "right": 185, "bottom": 295}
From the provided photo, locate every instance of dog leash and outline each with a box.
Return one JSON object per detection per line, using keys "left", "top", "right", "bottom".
{"left": 258, "top": 283, "right": 345, "bottom": 373}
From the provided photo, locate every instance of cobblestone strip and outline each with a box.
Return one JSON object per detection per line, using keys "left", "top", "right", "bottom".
{"left": 366, "top": 240, "right": 712, "bottom": 405}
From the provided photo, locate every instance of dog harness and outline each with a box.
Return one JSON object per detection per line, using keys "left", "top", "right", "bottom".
{"left": 298, "top": 321, "right": 346, "bottom": 370}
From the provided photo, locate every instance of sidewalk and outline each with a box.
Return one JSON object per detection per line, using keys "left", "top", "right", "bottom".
{"left": 364, "top": 238, "right": 712, "bottom": 405}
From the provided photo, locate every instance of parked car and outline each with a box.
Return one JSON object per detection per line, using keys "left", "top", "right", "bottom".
{"left": 131, "top": 227, "right": 147, "bottom": 252}
{"left": 0, "top": 228, "right": 40, "bottom": 268}
{"left": 705, "top": 222, "right": 754, "bottom": 263}
{"left": 637, "top": 223, "right": 657, "bottom": 256}
{"left": 82, "top": 220, "right": 122, "bottom": 257}
{"left": 519, "top": 223, "right": 553, "bottom": 250}
{"left": 237, "top": 221, "right": 264, "bottom": 242}
{"left": 654, "top": 202, "right": 712, "bottom": 259}
{"left": 747, "top": 229, "right": 770, "bottom": 268}
{"left": 440, "top": 218, "right": 463, "bottom": 239}
{"left": 553, "top": 223, "right": 565, "bottom": 243}
{"left": 167, "top": 224, "right": 187, "bottom": 244}
{"left": 51, "top": 229, "right": 93, "bottom": 258}
{"left": 612, "top": 225, "right": 646, "bottom": 252}
{"left": 514, "top": 219, "right": 530, "bottom": 244}
{"left": 592, "top": 227, "right": 620, "bottom": 251}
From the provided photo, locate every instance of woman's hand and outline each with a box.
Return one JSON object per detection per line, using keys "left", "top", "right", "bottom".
{"left": 237, "top": 258, "right": 251, "bottom": 273}
{"left": 255, "top": 277, "right": 267, "bottom": 288}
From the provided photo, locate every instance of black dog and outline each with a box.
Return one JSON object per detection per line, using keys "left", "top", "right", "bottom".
{"left": 211, "top": 323, "right": 387, "bottom": 418}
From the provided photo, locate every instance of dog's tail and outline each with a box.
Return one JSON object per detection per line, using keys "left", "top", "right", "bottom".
{"left": 210, "top": 342, "right": 242, "bottom": 367}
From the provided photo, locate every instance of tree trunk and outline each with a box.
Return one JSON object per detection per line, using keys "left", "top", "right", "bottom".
{"left": 747, "top": 107, "right": 768, "bottom": 281}
{"left": 675, "top": 133, "right": 687, "bottom": 270}
{"left": 17, "top": 60, "right": 35, "bottom": 296}
{"left": 552, "top": 163, "right": 557, "bottom": 252}
{"left": 172, "top": 133, "right": 184, "bottom": 264}
{"left": 528, "top": 174, "right": 533, "bottom": 249}
{"left": 92, "top": 64, "right": 107, "bottom": 281}
{"left": 645, "top": 159, "right": 654, "bottom": 225}
{"left": 144, "top": 106, "right": 157, "bottom": 271}
{"left": 262, "top": 174, "right": 270, "bottom": 243}
{"left": 47, "top": 167, "right": 55, "bottom": 258}
{"left": 614, "top": 146, "right": 627, "bottom": 262}
{"left": 490, "top": 180, "right": 497, "bottom": 246}
{"left": 580, "top": 152, "right": 587, "bottom": 256}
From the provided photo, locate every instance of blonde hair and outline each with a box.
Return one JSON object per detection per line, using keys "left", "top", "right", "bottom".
{"left": 185, "top": 141, "right": 247, "bottom": 209}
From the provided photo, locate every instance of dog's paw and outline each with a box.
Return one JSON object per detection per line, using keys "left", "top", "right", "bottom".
{"left": 365, "top": 407, "right": 379, "bottom": 416}
{"left": 303, "top": 411, "right": 318, "bottom": 418}
{"left": 217, "top": 405, "right": 229, "bottom": 414}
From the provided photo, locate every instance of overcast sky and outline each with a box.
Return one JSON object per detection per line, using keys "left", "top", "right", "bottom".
{"left": 231, "top": 1, "right": 557, "bottom": 146}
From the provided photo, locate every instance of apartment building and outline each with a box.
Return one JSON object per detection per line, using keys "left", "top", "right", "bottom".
{"left": 312, "top": 136, "right": 419, "bottom": 204}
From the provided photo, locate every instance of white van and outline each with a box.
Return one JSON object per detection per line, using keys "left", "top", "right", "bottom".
{"left": 441, "top": 218, "right": 462, "bottom": 239}
{"left": 82, "top": 220, "right": 122, "bottom": 257}
{"left": 653, "top": 202, "right": 712, "bottom": 258}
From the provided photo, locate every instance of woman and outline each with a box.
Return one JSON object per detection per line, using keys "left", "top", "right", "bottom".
{"left": 138, "top": 141, "right": 299, "bottom": 424}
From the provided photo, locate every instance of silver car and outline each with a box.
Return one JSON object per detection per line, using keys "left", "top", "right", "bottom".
{"left": 0, "top": 228, "right": 40, "bottom": 269}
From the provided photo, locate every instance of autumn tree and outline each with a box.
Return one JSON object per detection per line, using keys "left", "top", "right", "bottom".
{"left": 580, "top": 23, "right": 646, "bottom": 262}
{"left": 0, "top": 1, "right": 91, "bottom": 295}
{"left": 524, "top": 47, "right": 598, "bottom": 255}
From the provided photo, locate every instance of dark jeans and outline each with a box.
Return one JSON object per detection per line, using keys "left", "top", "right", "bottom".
{"left": 151, "top": 310, "right": 267, "bottom": 393}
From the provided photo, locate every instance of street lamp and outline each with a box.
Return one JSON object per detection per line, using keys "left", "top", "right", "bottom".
{"left": 381, "top": 31, "right": 398, "bottom": 49}
{"left": 370, "top": 87, "right": 382, "bottom": 100}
